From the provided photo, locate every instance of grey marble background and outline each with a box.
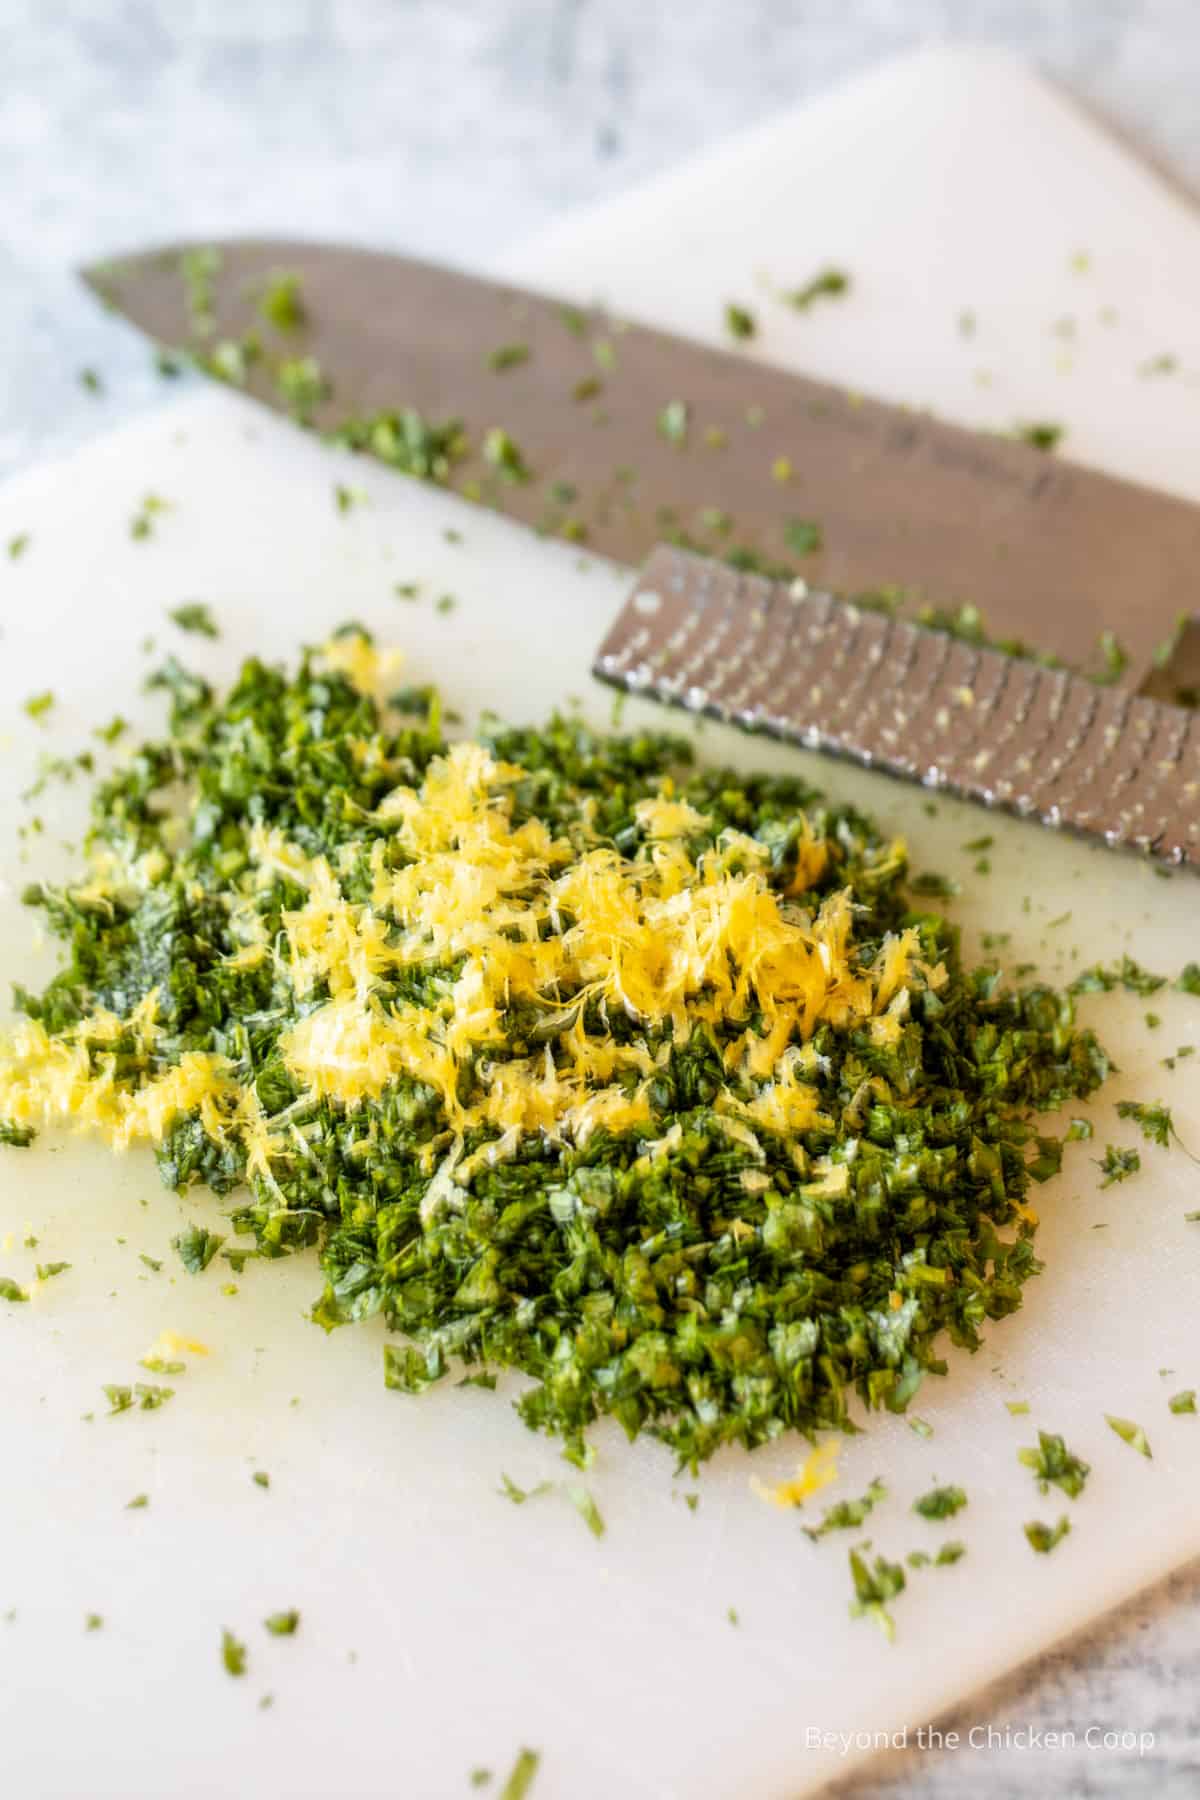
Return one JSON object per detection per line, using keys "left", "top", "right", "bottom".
{"left": 3, "top": 2, "right": 1200, "bottom": 1795}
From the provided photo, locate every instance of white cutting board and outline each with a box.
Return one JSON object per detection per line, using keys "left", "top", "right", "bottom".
{"left": 2, "top": 47, "right": 1200, "bottom": 1800}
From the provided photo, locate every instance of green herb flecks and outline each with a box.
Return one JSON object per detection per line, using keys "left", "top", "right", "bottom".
{"left": 1096, "top": 1145, "right": 1140, "bottom": 1188}
{"left": 1013, "top": 421, "right": 1064, "bottom": 453}
{"left": 498, "top": 1474, "right": 553, "bottom": 1506}
{"left": 34, "top": 1261, "right": 70, "bottom": 1282}
{"left": 1169, "top": 1390, "right": 1196, "bottom": 1415}
{"left": 257, "top": 272, "right": 306, "bottom": 332}
{"left": 565, "top": 1486, "right": 605, "bottom": 1540}
{"left": 783, "top": 519, "right": 823, "bottom": 557}
{"left": 1018, "top": 1431, "right": 1089, "bottom": 1499}
{"left": 221, "top": 1628, "right": 247, "bottom": 1676}
{"left": 912, "top": 1484, "right": 967, "bottom": 1521}
{"left": 8, "top": 532, "right": 30, "bottom": 560}
{"left": 168, "top": 603, "right": 219, "bottom": 639}
{"left": 803, "top": 1478, "right": 886, "bottom": 1541}
{"left": 486, "top": 344, "right": 531, "bottom": 373}
{"left": 1105, "top": 1415, "right": 1151, "bottom": 1459}
{"left": 172, "top": 1225, "right": 225, "bottom": 1274}
{"left": 0, "top": 1276, "right": 29, "bottom": 1303}
{"left": 0, "top": 644, "right": 1112, "bottom": 1473}
{"left": 130, "top": 494, "right": 169, "bottom": 541}
{"left": 1025, "top": 1516, "right": 1071, "bottom": 1554}
{"left": 724, "top": 304, "right": 757, "bottom": 341}
{"left": 784, "top": 268, "right": 851, "bottom": 311}
{"left": 498, "top": 1748, "right": 541, "bottom": 1800}
{"left": 263, "top": 1609, "right": 300, "bottom": 1636}
{"left": 848, "top": 1547, "right": 906, "bottom": 1641}
{"left": 657, "top": 400, "right": 690, "bottom": 447}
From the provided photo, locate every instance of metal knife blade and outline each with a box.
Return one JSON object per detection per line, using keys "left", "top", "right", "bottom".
{"left": 84, "top": 238, "right": 1198, "bottom": 687}
{"left": 595, "top": 546, "right": 1200, "bottom": 870}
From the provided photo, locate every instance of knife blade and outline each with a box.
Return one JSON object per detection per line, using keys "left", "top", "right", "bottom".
{"left": 84, "top": 238, "right": 1198, "bottom": 689}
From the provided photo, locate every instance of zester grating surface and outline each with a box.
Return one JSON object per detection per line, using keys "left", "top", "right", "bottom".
{"left": 593, "top": 546, "right": 1200, "bottom": 869}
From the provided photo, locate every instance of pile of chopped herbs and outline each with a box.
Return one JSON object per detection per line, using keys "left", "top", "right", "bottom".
{"left": 0, "top": 633, "right": 1109, "bottom": 1471}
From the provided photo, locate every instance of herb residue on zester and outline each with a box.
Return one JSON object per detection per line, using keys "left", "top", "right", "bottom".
{"left": 0, "top": 632, "right": 1108, "bottom": 1470}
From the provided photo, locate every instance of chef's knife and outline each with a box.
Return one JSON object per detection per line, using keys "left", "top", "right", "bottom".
{"left": 84, "top": 239, "right": 1200, "bottom": 864}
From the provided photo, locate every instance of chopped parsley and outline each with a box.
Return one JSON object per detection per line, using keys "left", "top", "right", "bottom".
{"left": 126, "top": 1493, "right": 149, "bottom": 1509}
{"left": 1096, "top": 1145, "right": 1140, "bottom": 1188}
{"left": 1013, "top": 422, "right": 1064, "bottom": 453}
{"left": 565, "top": 1486, "right": 605, "bottom": 1540}
{"left": 1070, "top": 957, "right": 1166, "bottom": 997}
{"left": 498, "top": 1749, "right": 540, "bottom": 1800}
{"left": 221, "top": 1629, "right": 247, "bottom": 1676}
{"left": 724, "top": 303, "right": 757, "bottom": 341}
{"left": 803, "top": 1478, "right": 887, "bottom": 1541}
{"left": 1018, "top": 1431, "right": 1089, "bottom": 1499}
{"left": 784, "top": 268, "right": 850, "bottom": 311}
{"left": 1025, "top": 1516, "right": 1070, "bottom": 1554}
{"left": 783, "top": 518, "right": 823, "bottom": 556}
{"left": 263, "top": 1609, "right": 300, "bottom": 1636}
{"left": 497, "top": 1473, "right": 552, "bottom": 1506}
{"left": 23, "top": 692, "right": 55, "bottom": 722}
{"left": 8, "top": 532, "right": 30, "bottom": 560}
{"left": 34, "top": 1261, "right": 70, "bottom": 1281}
{"left": 486, "top": 344, "right": 530, "bottom": 373}
{"left": 85, "top": 1613, "right": 104, "bottom": 1632}
{"left": 0, "top": 641, "right": 1112, "bottom": 1474}
{"left": 172, "top": 1225, "right": 225, "bottom": 1274}
{"left": 0, "top": 1276, "right": 29, "bottom": 1303}
{"left": 252, "top": 1471, "right": 271, "bottom": 1488}
{"left": 848, "top": 1548, "right": 906, "bottom": 1641}
{"left": 168, "top": 602, "right": 219, "bottom": 639}
{"left": 1105, "top": 1415, "right": 1151, "bottom": 1459}
{"left": 1176, "top": 964, "right": 1200, "bottom": 995}
{"left": 912, "top": 1484, "right": 967, "bottom": 1521}
{"left": 1169, "top": 1390, "right": 1196, "bottom": 1415}
{"left": 657, "top": 400, "right": 690, "bottom": 447}
{"left": 257, "top": 271, "right": 306, "bottom": 332}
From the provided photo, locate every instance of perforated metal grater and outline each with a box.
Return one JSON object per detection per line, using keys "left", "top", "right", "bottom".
{"left": 593, "top": 546, "right": 1200, "bottom": 870}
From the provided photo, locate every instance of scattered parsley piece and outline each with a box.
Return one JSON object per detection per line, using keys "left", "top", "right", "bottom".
{"left": 172, "top": 1224, "right": 225, "bottom": 1274}
{"left": 657, "top": 400, "right": 690, "bottom": 447}
{"left": 1005, "top": 1400, "right": 1031, "bottom": 1416}
{"left": 8, "top": 532, "right": 30, "bottom": 560}
{"left": 257, "top": 271, "right": 306, "bottom": 332}
{"left": 1139, "top": 353, "right": 1177, "bottom": 377}
{"left": 1018, "top": 1431, "right": 1089, "bottom": 1499}
{"left": 486, "top": 344, "right": 530, "bottom": 373}
{"left": 1176, "top": 963, "right": 1200, "bottom": 995}
{"left": 962, "top": 835, "right": 994, "bottom": 854}
{"left": 932, "top": 1541, "right": 966, "bottom": 1566}
{"left": 848, "top": 1548, "right": 906, "bottom": 1642}
{"left": 126, "top": 1494, "right": 149, "bottom": 1509}
{"left": 498, "top": 1749, "right": 541, "bottom": 1800}
{"left": 85, "top": 1613, "right": 104, "bottom": 1632}
{"left": 1014, "top": 421, "right": 1064, "bottom": 453}
{"left": 221, "top": 1629, "right": 247, "bottom": 1677}
{"left": 783, "top": 518, "right": 822, "bottom": 556}
{"left": 1025, "top": 1516, "right": 1071, "bottom": 1554}
{"left": 168, "top": 602, "right": 219, "bottom": 639}
{"left": 23, "top": 692, "right": 55, "bottom": 722}
{"left": 1115, "top": 1099, "right": 1176, "bottom": 1149}
{"left": 1169, "top": 1390, "right": 1196, "bottom": 1415}
{"left": 130, "top": 494, "right": 169, "bottom": 541}
{"left": 909, "top": 871, "right": 959, "bottom": 899}
{"left": 784, "top": 268, "right": 850, "bottom": 311}
{"left": 912, "top": 1484, "right": 967, "bottom": 1521}
{"left": 470, "top": 1772, "right": 493, "bottom": 1790}
{"left": 138, "top": 1253, "right": 163, "bottom": 1272}
{"left": 277, "top": 356, "right": 329, "bottom": 418}
{"left": 434, "top": 594, "right": 457, "bottom": 615}
{"left": 79, "top": 367, "right": 104, "bottom": 394}
{"left": 104, "top": 1385, "right": 134, "bottom": 1415}
{"left": 497, "top": 1474, "right": 552, "bottom": 1506}
{"left": 566, "top": 1486, "right": 605, "bottom": 1539}
{"left": 482, "top": 427, "right": 532, "bottom": 483}
{"left": 909, "top": 1418, "right": 934, "bottom": 1441}
{"left": 724, "top": 303, "right": 757, "bottom": 341}
{"left": 1105, "top": 1414, "right": 1151, "bottom": 1459}
{"left": 0, "top": 1277, "right": 29, "bottom": 1303}
{"left": 803, "top": 1478, "right": 887, "bottom": 1542}
{"left": 1093, "top": 630, "right": 1129, "bottom": 686}
{"left": 263, "top": 1610, "right": 299, "bottom": 1637}
{"left": 727, "top": 1606, "right": 740, "bottom": 1625}
{"left": 34, "top": 1261, "right": 69, "bottom": 1282}
{"left": 252, "top": 1471, "right": 271, "bottom": 1488}
{"left": 1096, "top": 1145, "right": 1140, "bottom": 1187}
{"left": 1066, "top": 1118, "right": 1094, "bottom": 1141}
{"left": 684, "top": 1493, "right": 700, "bottom": 1512}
